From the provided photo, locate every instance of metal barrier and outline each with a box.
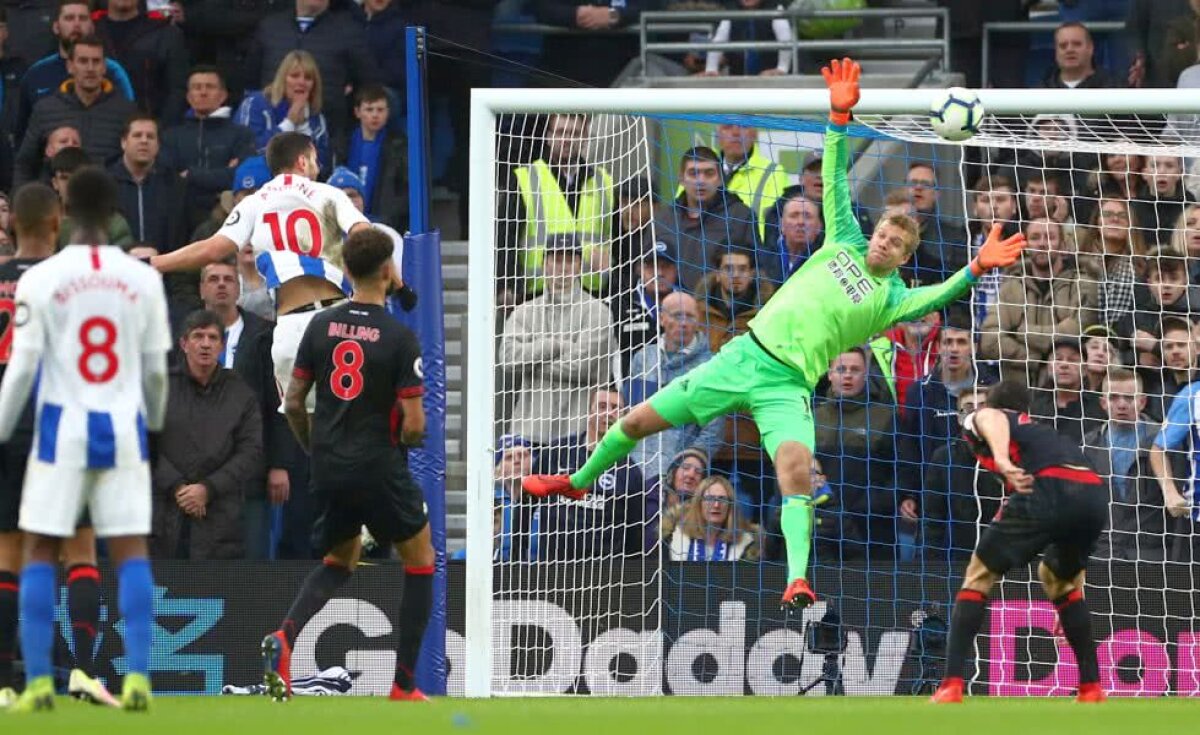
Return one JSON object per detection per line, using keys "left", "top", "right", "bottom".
{"left": 639, "top": 7, "right": 950, "bottom": 77}
{"left": 981, "top": 20, "right": 1125, "bottom": 88}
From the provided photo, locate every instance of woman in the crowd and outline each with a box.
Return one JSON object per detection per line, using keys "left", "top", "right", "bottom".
{"left": 668, "top": 476, "right": 759, "bottom": 562}
{"left": 235, "top": 50, "right": 330, "bottom": 173}
{"left": 658, "top": 448, "right": 709, "bottom": 541}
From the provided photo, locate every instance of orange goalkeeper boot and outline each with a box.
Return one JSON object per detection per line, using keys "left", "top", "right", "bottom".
{"left": 1077, "top": 682, "right": 1106, "bottom": 703}
{"left": 930, "top": 678, "right": 963, "bottom": 704}
{"left": 780, "top": 578, "right": 817, "bottom": 611}
{"left": 522, "top": 475, "right": 588, "bottom": 501}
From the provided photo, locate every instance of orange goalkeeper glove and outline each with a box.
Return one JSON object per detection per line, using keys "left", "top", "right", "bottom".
{"left": 970, "top": 223, "right": 1027, "bottom": 278}
{"left": 821, "top": 57, "right": 861, "bottom": 126}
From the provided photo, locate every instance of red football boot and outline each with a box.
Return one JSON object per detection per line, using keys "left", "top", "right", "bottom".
{"left": 1077, "top": 682, "right": 1106, "bottom": 703}
{"left": 930, "top": 678, "right": 964, "bottom": 704}
{"left": 261, "top": 631, "right": 292, "bottom": 701}
{"left": 521, "top": 475, "right": 587, "bottom": 500}
{"left": 390, "top": 684, "right": 429, "bottom": 701}
{"left": 780, "top": 578, "right": 817, "bottom": 610}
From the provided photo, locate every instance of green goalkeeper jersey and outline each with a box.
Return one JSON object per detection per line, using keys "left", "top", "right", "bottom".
{"left": 748, "top": 123, "right": 976, "bottom": 387}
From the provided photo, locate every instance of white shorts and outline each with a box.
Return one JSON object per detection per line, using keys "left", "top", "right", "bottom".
{"left": 273, "top": 309, "right": 319, "bottom": 413}
{"left": 18, "top": 459, "right": 151, "bottom": 538}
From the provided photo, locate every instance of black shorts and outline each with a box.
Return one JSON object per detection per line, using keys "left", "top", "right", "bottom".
{"left": 310, "top": 452, "right": 428, "bottom": 554}
{"left": 0, "top": 439, "right": 31, "bottom": 533}
{"left": 975, "top": 472, "right": 1108, "bottom": 580}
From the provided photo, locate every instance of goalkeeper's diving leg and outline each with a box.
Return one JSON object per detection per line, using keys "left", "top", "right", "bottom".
{"left": 522, "top": 402, "right": 674, "bottom": 499}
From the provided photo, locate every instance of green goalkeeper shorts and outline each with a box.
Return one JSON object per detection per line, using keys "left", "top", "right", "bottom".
{"left": 647, "top": 333, "right": 815, "bottom": 460}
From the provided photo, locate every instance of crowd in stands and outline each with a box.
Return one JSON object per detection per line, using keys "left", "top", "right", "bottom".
{"left": 0, "top": 0, "right": 438, "bottom": 561}
{"left": 1, "top": 1, "right": 1199, "bottom": 567}
{"left": 493, "top": 2, "right": 1200, "bottom": 568}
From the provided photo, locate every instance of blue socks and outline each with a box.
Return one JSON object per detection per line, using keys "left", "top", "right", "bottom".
{"left": 118, "top": 558, "right": 154, "bottom": 676}
{"left": 21, "top": 558, "right": 155, "bottom": 680}
{"left": 18, "top": 562, "right": 55, "bottom": 680}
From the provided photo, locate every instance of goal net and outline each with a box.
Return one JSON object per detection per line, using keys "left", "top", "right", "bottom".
{"left": 464, "top": 88, "right": 1200, "bottom": 698}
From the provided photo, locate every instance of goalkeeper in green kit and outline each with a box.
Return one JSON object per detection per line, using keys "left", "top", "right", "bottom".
{"left": 523, "top": 58, "right": 1027, "bottom": 609}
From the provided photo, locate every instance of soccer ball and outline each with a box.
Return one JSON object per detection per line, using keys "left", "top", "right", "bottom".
{"left": 928, "top": 87, "right": 985, "bottom": 143}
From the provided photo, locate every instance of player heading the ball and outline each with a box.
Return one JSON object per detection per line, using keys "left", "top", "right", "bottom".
{"left": 522, "top": 57, "right": 1027, "bottom": 610}
{"left": 150, "top": 132, "right": 380, "bottom": 410}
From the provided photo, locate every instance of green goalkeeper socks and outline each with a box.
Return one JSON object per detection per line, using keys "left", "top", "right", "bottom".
{"left": 781, "top": 494, "right": 815, "bottom": 582}
{"left": 569, "top": 422, "right": 638, "bottom": 489}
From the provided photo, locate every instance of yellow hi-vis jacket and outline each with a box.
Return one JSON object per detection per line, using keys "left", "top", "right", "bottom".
{"left": 513, "top": 159, "right": 614, "bottom": 289}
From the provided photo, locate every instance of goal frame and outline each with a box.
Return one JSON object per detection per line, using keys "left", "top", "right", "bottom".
{"left": 463, "top": 86, "right": 1200, "bottom": 698}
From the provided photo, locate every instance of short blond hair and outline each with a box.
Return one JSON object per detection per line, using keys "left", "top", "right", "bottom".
{"left": 877, "top": 212, "right": 921, "bottom": 256}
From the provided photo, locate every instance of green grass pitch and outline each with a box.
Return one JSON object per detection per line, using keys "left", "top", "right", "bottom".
{"left": 5, "top": 696, "right": 1199, "bottom": 735}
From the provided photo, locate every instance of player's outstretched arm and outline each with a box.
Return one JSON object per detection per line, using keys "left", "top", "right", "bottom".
{"left": 819, "top": 57, "right": 867, "bottom": 250}
{"left": 150, "top": 234, "right": 239, "bottom": 273}
{"left": 970, "top": 223, "right": 1026, "bottom": 279}
{"left": 886, "top": 224, "right": 1027, "bottom": 325}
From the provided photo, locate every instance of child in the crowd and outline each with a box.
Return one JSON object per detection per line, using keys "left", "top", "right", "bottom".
{"left": 346, "top": 84, "right": 407, "bottom": 228}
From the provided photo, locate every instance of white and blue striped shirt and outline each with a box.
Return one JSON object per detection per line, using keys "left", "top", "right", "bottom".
{"left": 217, "top": 173, "right": 369, "bottom": 296}
{"left": 4, "top": 246, "right": 172, "bottom": 469}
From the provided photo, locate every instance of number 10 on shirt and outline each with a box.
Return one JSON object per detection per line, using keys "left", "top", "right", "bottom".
{"left": 264, "top": 210, "right": 323, "bottom": 257}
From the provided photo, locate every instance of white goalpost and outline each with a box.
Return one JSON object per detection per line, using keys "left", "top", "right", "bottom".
{"left": 466, "top": 87, "right": 1200, "bottom": 699}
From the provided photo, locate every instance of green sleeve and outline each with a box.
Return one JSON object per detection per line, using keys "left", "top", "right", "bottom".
{"left": 821, "top": 123, "right": 867, "bottom": 253}
{"left": 885, "top": 266, "right": 977, "bottom": 325}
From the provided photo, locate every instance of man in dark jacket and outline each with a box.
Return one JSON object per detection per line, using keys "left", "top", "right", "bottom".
{"left": 15, "top": 36, "right": 135, "bottom": 182}
{"left": 1030, "top": 337, "right": 1107, "bottom": 446}
{"left": 652, "top": 146, "right": 757, "bottom": 291}
{"left": 198, "top": 261, "right": 288, "bottom": 559}
{"left": 94, "top": 0, "right": 189, "bottom": 123}
{"left": 899, "top": 315, "right": 998, "bottom": 495}
{"left": 152, "top": 310, "right": 263, "bottom": 560}
{"left": 16, "top": 0, "right": 135, "bottom": 139}
{"left": 1082, "top": 368, "right": 1162, "bottom": 561}
{"left": 246, "top": 0, "right": 379, "bottom": 139}
{"left": 1041, "top": 21, "right": 1121, "bottom": 89}
{"left": 162, "top": 66, "right": 256, "bottom": 234}
{"left": 814, "top": 348, "right": 900, "bottom": 558}
{"left": 108, "top": 113, "right": 186, "bottom": 253}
